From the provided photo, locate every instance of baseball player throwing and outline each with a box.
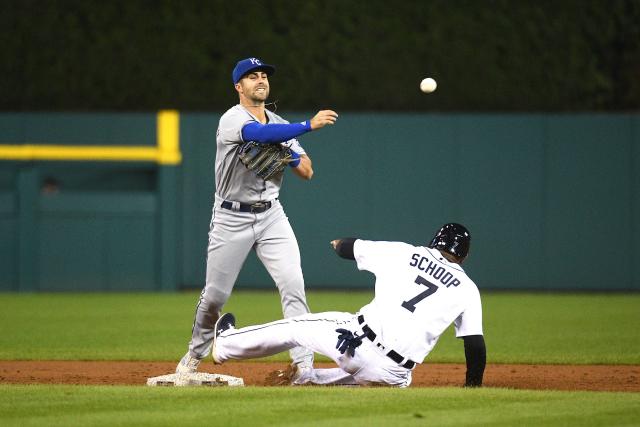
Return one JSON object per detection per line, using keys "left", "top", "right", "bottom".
{"left": 176, "top": 57, "right": 338, "bottom": 375}
{"left": 210, "top": 223, "right": 486, "bottom": 387}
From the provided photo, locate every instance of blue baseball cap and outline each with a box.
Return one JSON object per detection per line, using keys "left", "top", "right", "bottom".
{"left": 232, "top": 57, "right": 276, "bottom": 85}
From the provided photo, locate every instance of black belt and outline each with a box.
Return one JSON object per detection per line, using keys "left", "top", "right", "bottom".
{"left": 221, "top": 200, "right": 272, "bottom": 213}
{"left": 358, "top": 314, "right": 416, "bottom": 370}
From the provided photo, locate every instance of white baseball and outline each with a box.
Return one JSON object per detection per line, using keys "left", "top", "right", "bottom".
{"left": 420, "top": 78, "right": 437, "bottom": 93}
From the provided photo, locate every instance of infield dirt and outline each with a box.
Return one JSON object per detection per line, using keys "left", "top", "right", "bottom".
{"left": 1, "top": 361, "right": 638, "bottom": 391}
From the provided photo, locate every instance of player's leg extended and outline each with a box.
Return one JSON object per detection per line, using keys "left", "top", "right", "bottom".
{"left": 215, "top": 312, "right": 352, "bottom": 362}
{"left": 214, "top": 312, "right": 367, "bottom": 386}
{"left": 188, "top": 207, "right": 255, "bottom": 359}
{"left": 254, "top": 203, "right": 313, "bottom": 367}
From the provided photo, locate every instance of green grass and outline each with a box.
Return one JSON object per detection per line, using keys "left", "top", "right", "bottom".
{"left": 432, "top": 292, "right": 640, "bottom": 364}
{"left": 0, "top": 291, "right": 638, "bottom": 364}
{"left": 0, "top": 385, "right": 638, "bottom": 427}
{"left": 1, "top": 291, "right": 638, "bottom": 427}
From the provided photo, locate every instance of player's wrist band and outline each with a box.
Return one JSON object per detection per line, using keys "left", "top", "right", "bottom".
{"left": 289, "top": 150, "right": 300, "bottom": 168}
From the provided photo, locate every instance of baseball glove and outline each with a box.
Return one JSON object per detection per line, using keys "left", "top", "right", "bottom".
{"left": 238, "top": 142, "right": 294, "bottom": 181}
{"left": 264, "top": 364, "right": 311, "bottom": 386}
{"left": 264, "top": 366, "right": 296, "bottom": 386}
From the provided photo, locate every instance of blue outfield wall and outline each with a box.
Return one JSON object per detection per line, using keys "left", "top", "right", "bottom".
{"left": 0, "top": 113, "right": 638, "bottom": 291}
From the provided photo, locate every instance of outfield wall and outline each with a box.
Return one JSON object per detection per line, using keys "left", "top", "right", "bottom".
{"left": 0, "top": 113, "right": 638, "bottom": 291}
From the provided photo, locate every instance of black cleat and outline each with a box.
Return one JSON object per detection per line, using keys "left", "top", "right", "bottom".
{"left": 215, "top": 313, "right": 236, "bottom": 337}
{"left": 212, "top": 313, "right": 235, "bottom": 364}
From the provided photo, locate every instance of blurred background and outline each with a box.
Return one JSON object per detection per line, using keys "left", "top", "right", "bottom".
{"left": 0, "top": 0, "right": 638, "bottom": 292}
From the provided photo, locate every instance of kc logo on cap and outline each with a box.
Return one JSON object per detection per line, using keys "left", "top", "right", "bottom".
{"left": 232, "top": 57, "right": 276, "bottom": 85}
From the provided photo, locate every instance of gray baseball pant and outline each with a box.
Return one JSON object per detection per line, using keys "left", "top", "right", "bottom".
{"left": 188, "top": 196, "right": 313, "bottom": 367}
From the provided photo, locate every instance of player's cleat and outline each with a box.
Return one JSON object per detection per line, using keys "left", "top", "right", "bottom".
{"left": 176, "top": 352, "right": 202, "bottom": 374}
{"left": 212, "top": 313, "right": 236, "bottom": 364}
{"left": 215, "top": 313, "right": 236, "bottom": 337}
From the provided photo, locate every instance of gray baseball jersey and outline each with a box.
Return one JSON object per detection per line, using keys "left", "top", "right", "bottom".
{"left": 215, "top": 104, "right": 306, "bottom": 203}
{"left": 184, "top": 103, "right": 313, "bottom": 371}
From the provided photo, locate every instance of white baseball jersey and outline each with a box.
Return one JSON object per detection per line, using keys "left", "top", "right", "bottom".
{"left": 215, "top": 104, "right": 306, "bottom": 203}
{"left": 355, "top": 239, "right": 483, "bottom": 363}
{"left": 214, "top": 240, "right": 483, "bottom": 387}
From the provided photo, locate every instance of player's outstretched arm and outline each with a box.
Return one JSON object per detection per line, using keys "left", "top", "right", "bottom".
{"left": 242, "top": 121, "right": 311, "bottom": 144}
{"left": 462, "top": 335, "right": 486, "bottom": 387}
{"left": 241, "top": 109, "right": 337, "bottom": 144}
{"left": 331, "top": 238, "right": 357, "bottom": 260}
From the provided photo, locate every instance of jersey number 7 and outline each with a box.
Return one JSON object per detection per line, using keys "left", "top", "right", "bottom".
{"left": 401, "top": 275, "right": 438, "bottom": 313}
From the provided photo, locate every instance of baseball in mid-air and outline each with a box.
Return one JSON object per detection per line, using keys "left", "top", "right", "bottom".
{"left": 420, "top": 77, "right": 437, "bottom": 93}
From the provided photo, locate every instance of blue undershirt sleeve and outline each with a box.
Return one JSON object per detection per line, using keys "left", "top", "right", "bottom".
{"left": 242, "top": 120, "right": 312, "bottom": 144}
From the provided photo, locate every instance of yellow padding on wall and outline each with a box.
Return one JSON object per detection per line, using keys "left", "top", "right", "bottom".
{"left": 157, "top": 110, "right": 181, "bottom": 165}
{"left": 0, "top": 144, "right": 159, "bottom": 162}
{"left": 0, "top": 110, "right": 181, "bottom": 164}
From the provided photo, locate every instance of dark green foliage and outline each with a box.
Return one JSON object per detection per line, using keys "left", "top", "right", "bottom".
{"left": 1, "top": 0, "right": 639, "bottom": 111}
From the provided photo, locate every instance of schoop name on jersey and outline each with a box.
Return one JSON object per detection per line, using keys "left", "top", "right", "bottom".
{"left": 409, "top": 253, "right": 461, "bottom": 287}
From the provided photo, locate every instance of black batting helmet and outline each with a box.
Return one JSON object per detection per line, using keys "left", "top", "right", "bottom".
{"left": 428, "top": 223, "right": 471, "bottom": 260}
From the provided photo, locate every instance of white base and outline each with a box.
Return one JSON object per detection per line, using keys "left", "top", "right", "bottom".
{"left": 146, "top": 372, "right": 244, "bottom": 387}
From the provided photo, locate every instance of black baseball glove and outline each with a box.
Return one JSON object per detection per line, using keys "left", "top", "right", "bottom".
{"left": 238, "top": 141, "right": 294, "bottom": 181}
{"left": 335, "top": 328, "right": 364, "bottom": 357}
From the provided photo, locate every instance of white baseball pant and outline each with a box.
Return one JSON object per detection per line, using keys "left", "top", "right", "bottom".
{"left": 214, "top": 312, "right": 413, "bottom": 387}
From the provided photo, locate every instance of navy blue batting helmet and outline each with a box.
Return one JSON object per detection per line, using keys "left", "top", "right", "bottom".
{"left": 428, "top": 223, "right": 471, "bottom": 260}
